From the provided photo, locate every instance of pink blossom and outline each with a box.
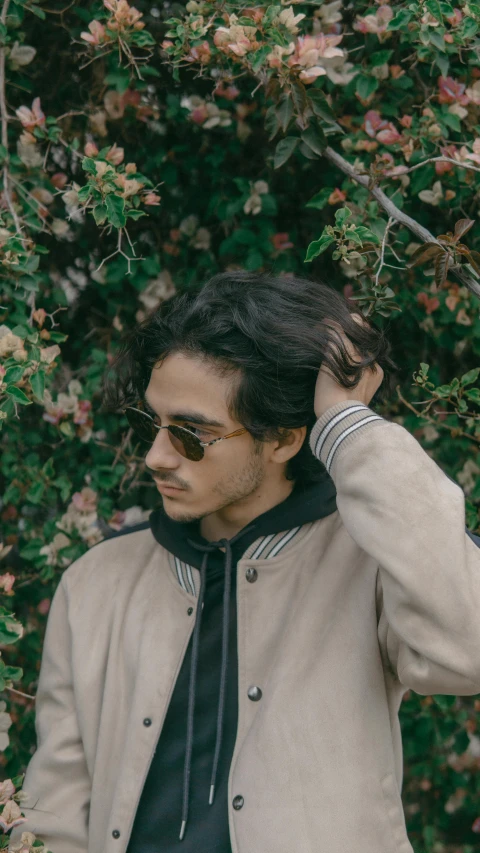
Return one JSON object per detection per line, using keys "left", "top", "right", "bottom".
{"left": 437, "top": 76, "right": 469, "bottom": 105}
{"left": 446, "top": 8, "right": 462, "bottom": 25}
{"left": 0, "top": 574, "right": 15, "bottom": 595}
{"left": 143, "top": 192, "right": 161, "bottom": 205}
{"left": 73, "top": 399, "right": 92, "bottom": 425}
{"left": 472, "top": 816, "right": 480, "bottom": 833}
{"left": 72, "top": 487, "right": 97, "bottom": 513}
{"left": 80, "top": 19, "right": 107, "bottom": 46}
{"left": 185, "top": 41, "right": 212, "bottom": 64}
{"left": 0, "top": 800, "right": 27, "bottom": 833}
{"left": 15, "top": 97, "right": 45, "bottom": 131}
{"left": 286, "top": 33, "right": 343, "bottom": 84}
{"left": 214, "top": 21, "right": 259, "bottom": 57}
{"left": 106, "top": 143, "right": 124, "bottom": 165}
{"left": 271, "top": 233, "right": 294, "bottom": 251}
{"left": 399, "top": 114, "right": 413, "bottom": 128}
{"left": 364, "top": 109, "right": 386, "bottom": 137}
{"left": 213, "top": 82, "right": 240, "bottom": 100}
{"left": 355, "top": 5, "right": 393, "bottom": 35}
{"left": 51, "top": 172, "right": 68, "bottom": 189}
{"left": 84, "top": 142, "right": 99, "bottom": 157}
{"left": 0, "top": 780, "right": 15, "bottom": 805}
{"left": 37, "top": 598, "right": 51, "bottom": 615}
{"left": 376, "top": 124, "right": 402, "bottom": 144}
{"left": 328, "top": 188, "right": 347, "bottom": 204}
{"left": 104, "top": 0, "right": 145, "bottom": 31}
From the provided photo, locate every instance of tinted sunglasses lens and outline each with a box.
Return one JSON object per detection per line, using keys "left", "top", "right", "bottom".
{"left": 168, "top": 425, "right": 204, "bottom": 461}
{"left": 125, "top": 409, "right": 156, "bottom": 443}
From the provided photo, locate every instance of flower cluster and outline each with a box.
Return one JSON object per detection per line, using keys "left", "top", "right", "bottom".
{"left": 81, "top": 0, "right": 147, "bottom": 47}
{"left": 42, "top": 380, "right": 93, "bottom": 442}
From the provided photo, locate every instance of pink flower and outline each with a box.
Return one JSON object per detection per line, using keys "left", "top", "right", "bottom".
{"left": 104, "top": 0, "right": 145, "bottom": 31}
{"left": 437, "top": 76, "right": 469, "bottom": 105}
{"left": 214, "top": 21, "right": 259, "bottom": 57}
{"left": 105, "top": 143, "right": 124, "bottom": 165}
{"left": 15, "top": 97, "right": 45, "bottom": 131}
{"left": 37, "top": 598, "right": 51, "bottom": 615}
{"left": 51, "top": 172, "right": 68, "bottom": 189}
{"left": 143, "top": 192, "right": 161, "bottom": 205}
{"left": 287, "top": 33, "right": 343, "bottom": 84}
{"left": 271, "top": 232, "right": 294, "bottom": 251}
{"left": 0, "top": 800, "right": 27, "bottom": 833}
{"left": 364, "top": 109, "right": 386, "bottom": 137}
{"left": 399, "top": 114, "right": 413, "bottom": 128}
{"left": 84, "top": 142, "right": 99, "bottom": 157}
{"left": 73, "top": 399, "right": 92, "bottom": 425}
{"left": 72, "top": 487, "right": 97, "bottom": 513}
{"left": 435, "top": 144, "right": 459, "bottom": 174}
{"left": 418, "top": 292, "right": 440, "bottom": 315}
{"left": 80, "top": 19, "right": 107, "bottom": 46}
{"left": 0, "top": 780, "right": 15, "bottom": 805}
{"left": 32, "top": 308, "right": 46, "bottom": 327}
{"left": 376, "top": 124, "right": 402, "bottom": 144}
{"left": 472, "top": 816, "right": 480, "bottom": 833}
{"left": 213, "top": 82, "right": 240, "bottom": 100}
{"left": 185, "top": 41, "right": 212, "bottom": 64}
{"left": 328, "top": 188, "right": 347, "bottom": 204}
{"left": 446, "top": 8, "right": 462, "bottom": 25}
{"left": 0, "top": 574, "right": 15, "bottom": 595}
{"left": 355, "top": 5, "right": 393, "bottom": 35}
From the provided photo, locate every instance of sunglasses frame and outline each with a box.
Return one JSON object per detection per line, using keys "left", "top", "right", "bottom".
{"left": 124, "top": 404, "right": 248, "bottom": 461}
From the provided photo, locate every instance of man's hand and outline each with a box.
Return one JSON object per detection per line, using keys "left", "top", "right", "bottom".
{"left": 314, "top": 314, "right": 384, "bottom": 419}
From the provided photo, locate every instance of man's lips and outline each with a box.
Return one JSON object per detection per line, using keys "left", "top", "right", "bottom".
{"left": 154, "top": 479, "right": 185, "bottom": 491}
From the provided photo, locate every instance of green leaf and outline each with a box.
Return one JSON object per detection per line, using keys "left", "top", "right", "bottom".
{"left": 387, "top": 9, "right": 413, "bottom": 29}
{"left": 425, "top": 0, "right": 443, "bottom": 19}
{"left": 77, "top": 185, "right": 91, "bottom": 203}
{"left": 82, "top": 156, "right": 97, "bottom": 174}
{"left": 356, "top": 75, "right": 379, "bottom": 102}
{"left": 276, "top": 95, "right": 294, "bottom": 133}
{"left": 301, "top": 124, "right": 327, "bottom": 156}
{"left": 304, "top": 233, "right": 335, "bottom": 262}
{"left": 273, "top": 137, "right": 299, "bottom": 169}
{"left": 126, "top": 209, "right": 147, "bottom": 220}
{"left": 334, "top": 206, "right": 352, "bottom": 228}
{"left": 442, "top": 111, "right": 461, "bottom": 132}
{"left": 370, "top": 50, "right": 393, "bottom": 66}
{"left": 30, "top": 370, "right": 45, "bottom": 401}
{"left": 291, "top": 80, "right": 308, "bottom": 117}
{"left": 93, "top": 204, "right": 108, "bottom": 226}
{"left": 429, "top": 28, "right": 447, "bottom": 51}
{"left": 353, "top": 226, "right": 380, "bottom": 244}
{"left": 305, "top": 187, "right": 334, "bottom": 210}
{"left": 307, "top": 90, "right": 339, "bottom": 127}
{"left": 460, "top": 367, "right": 480, "bottom": 386}
{"left": 5, "top": 385, "right": 32, "bottom": 405}
{"left": 264, "top": 104, "right": 280, "bottom": 141}
{"left": 105, "top": 193, "right": 126, "bottom": 228}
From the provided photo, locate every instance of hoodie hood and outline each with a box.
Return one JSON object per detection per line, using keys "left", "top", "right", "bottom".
{"left": 149, "top": 472, "right": 337, "bottom": 573}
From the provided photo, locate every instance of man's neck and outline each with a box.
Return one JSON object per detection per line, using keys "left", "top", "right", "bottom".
{"left": 199, "top": 477, "right": 295, "bottom": 543}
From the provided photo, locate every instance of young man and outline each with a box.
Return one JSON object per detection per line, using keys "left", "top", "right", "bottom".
{"left": 11, "top": 271, "right": 480, "bottom": 853}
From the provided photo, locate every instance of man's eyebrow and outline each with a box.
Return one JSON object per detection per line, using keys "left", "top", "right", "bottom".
{"left": 143, "top": 394, "right": 226, "bottom": 428}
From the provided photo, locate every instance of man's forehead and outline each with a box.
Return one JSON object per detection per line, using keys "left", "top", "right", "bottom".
{"left": 146, "top": 352, "right": 232, "bottom": 420}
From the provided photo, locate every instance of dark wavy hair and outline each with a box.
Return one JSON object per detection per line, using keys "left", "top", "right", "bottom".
{"left": 101, "top": 271, "right": 398, "bottom": 486}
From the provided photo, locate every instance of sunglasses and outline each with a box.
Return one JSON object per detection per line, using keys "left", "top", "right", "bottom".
{"left": 124, "top": 403, "right": 248, "bottom": 461}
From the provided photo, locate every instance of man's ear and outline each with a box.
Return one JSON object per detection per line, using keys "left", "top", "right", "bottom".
{"left": 272, "top": 425, "right": 307, "bottom": 463}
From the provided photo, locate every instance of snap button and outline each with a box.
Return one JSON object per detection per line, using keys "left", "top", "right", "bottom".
{"left": 143, "top": 718, "right": 152, "bottom": 727}
{"left": 112, "top": 829, "right": 120, "bottom": 839}
{"left": 245, "top": 567, "right": 258, "bottom": 583}
{"left": 247, "top": 685, "right": 262, "bottom": 701}
{"left": 232, "top": 795, "right": 244, "bottom": 810}
{"left": 187, "top": 607, "right": 194, "bottom": 615}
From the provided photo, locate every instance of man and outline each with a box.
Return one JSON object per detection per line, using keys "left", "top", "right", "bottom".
{"left": 11, "top": 271, "right": 480, "bottom": 853}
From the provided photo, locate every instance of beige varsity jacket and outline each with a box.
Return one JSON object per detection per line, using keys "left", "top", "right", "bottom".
{"left": 10, "top": 401, "right": 480, "bottom": 853}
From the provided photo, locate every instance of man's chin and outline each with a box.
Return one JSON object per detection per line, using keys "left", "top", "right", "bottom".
{"left": 161, "top": 497, "right": 205, "bottom": 525}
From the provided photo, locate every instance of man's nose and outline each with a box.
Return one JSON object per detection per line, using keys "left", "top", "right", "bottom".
{"left": 145, "top": 427, "right": 181, "bottom": 470}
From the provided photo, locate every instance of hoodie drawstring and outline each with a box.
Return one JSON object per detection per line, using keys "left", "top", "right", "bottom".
{"left": 179, "top": 526, "right": 255, "bottom": 841}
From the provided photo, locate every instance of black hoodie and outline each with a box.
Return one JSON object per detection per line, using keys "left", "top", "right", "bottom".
{"left": 125, "top": 474, "right": 337, "bottom": 853}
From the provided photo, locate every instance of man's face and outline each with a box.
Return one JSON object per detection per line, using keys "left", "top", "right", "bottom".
{"left": 144, "top": 352, "right": 268, "bottom": 523}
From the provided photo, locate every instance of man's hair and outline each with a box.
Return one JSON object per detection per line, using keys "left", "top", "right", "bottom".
{"left": 102, "top": 270, "right": 398, "bottom": 486}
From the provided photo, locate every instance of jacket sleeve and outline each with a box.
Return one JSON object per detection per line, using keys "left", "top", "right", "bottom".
{"left": 310, "top": 400, "right": 480, "bottom": 696}
{"left": 9, "top": 576, "right": 90, "bottom": 853}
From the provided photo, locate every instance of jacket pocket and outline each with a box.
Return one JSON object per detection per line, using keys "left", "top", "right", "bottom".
{"left": 380, "top": 773, "right": 414, "bottom": 853}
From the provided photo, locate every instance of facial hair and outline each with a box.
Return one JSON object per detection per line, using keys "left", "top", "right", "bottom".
{"left": 163, "top": 441, "right": 266, "bottom": 525}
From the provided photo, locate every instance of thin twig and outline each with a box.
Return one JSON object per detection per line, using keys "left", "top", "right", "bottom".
{"left": 396, "top": 385, "right": 480, "bottom": 444}
{"left": 324, "top": 146, "right": 480, "bottom": 300}
{"left": 399, "top": 156, "right": 480, "bottom": 176}
{"left": 6, "top": 685, "right": 35, "bottom": 701}
{"left": 375, "top": 216, "right": 395, "bottom": 287}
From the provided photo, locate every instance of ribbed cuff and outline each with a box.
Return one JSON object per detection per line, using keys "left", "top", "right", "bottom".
{"left": 309, "top": 401, "right": 385, "bottom": 476}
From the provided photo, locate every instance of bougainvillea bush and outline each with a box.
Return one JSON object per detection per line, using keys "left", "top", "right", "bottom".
{"left": 1, "top": 0, "right": 480, "bottom": 850}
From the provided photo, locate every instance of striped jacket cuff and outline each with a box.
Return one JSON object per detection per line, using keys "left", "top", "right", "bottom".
{"left": 309, "top": 401, "right": 385, "bottom": 476}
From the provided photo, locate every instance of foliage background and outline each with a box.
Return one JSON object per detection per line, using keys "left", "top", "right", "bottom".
{"left": 0, "top": 0, "right": 480, "bottom": 850}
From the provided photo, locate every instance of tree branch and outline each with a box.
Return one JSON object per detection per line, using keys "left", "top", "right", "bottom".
{"left": 324, "top": 146, "right": 480, "bottom": 300}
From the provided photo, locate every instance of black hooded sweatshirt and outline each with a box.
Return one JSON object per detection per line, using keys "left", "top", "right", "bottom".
{"left": 125, "top": 474, "right": 337, "bottom": 853}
